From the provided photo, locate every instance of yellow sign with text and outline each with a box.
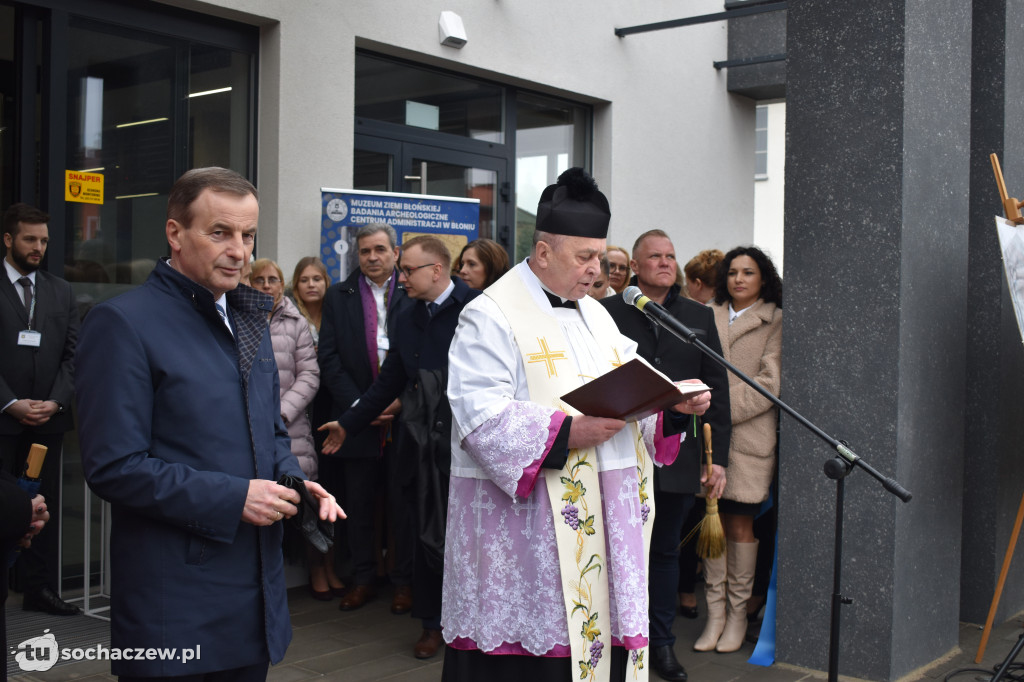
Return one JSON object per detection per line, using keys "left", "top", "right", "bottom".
{"left": 65, "top": 171, "right": 104, "bottom": 205}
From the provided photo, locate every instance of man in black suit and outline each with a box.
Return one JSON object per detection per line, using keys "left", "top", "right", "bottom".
{"left": 318, "top": 222, "right": 414, "bottom": 612}
{"left": 321, "top": 234, "right": 482, "bottom": 660}
{"left": 602, "top": 230, "right": 730, "bottom": 682}
{"left": 0, "top": 203, "right": 79, "bottom": 616}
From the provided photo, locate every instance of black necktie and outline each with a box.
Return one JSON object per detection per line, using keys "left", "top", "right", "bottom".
{"left": 427, "top": 301, "right": 439, "bottom": 317}
{"left": 543, "top": 290, "right": 577, "bottom": 309}
{"left": 17, "top": 276, "right": 32, "bottom": 313}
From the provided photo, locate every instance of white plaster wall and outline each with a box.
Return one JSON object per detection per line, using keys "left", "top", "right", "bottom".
{"left": 754, "top": 101, "right": 786, "bottom": 275}
{"left": 160, "top": 0, "right": 756, "bottom": 277}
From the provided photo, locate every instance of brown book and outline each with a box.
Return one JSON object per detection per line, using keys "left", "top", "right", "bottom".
{"left": 560, "top": 358, "right": 710, "bottom": 422}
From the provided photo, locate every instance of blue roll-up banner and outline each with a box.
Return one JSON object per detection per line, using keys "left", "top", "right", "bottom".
{"left": 320, "top": 188, "right": 480, "bottom": 284}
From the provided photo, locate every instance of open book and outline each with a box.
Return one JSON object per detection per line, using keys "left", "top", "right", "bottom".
{"left": 560, "top": 358, "right": 710, "bottom": 422}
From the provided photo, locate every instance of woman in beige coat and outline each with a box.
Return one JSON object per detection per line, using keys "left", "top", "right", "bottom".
{"left": 696, "top": 245, "right": 782, "bottom": 654}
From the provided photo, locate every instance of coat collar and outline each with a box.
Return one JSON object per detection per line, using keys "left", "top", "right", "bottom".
{"left": 412, "top": 276, "right": 473, "bottom": 327}
{"left": 448, "top": 275, "right": 474, "bottom": 305}
{"left": 152, "top": 258, "right": 273, "bottom": 316}
{"left": 627, "top": 275, "right": 683, "bottom": 307}
{"left": 151, "top": 259, "right": 272, "bottom": 387}
{"left": 340, "top": 268, "right": 404, "bottom": 294}
{"left": 0, "top": 272, "right": 30, "bottom": 325}
{"left": 718, "top": 299, "right": 777, "bottom": 337}
{"left": 272, "top": 295, "right": 303, "bottom": 321}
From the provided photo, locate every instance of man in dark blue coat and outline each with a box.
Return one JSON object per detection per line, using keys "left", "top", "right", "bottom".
{"left": 602, "top": 230, "right": 731, "bottom": 682}
{"left": 75, "top": 168, "right": 343, "bottom": 680}
{"left": 321, "top": 234, "right": 482, "bottom": 661}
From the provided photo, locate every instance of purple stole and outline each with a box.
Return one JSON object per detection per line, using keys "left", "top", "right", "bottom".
{"left": 357, "top": 273, "right": 396, "bottom": 379}
{"left": 358, "top": 273, "right": 397, "bottom": 454}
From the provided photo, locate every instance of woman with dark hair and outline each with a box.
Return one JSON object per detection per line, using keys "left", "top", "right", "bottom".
{"left": 455, "top": 238, "right": 509, "bottom": 290}
{"left": 683, "top": 249, "right": 725, "bottom": 304}
{"left": 695, "top": 245, "right": 782, "bottom": 654}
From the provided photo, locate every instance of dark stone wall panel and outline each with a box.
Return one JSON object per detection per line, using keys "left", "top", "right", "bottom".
{"left": 782, "top": 1, "right": 971, "bottom": 679}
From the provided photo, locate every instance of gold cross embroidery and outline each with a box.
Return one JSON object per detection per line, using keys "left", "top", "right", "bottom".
{"left": 527, "top": 337, "right": 568, "bottom": 378}
{"left": 610, "top": 348, "right": 624, "bottom": 368}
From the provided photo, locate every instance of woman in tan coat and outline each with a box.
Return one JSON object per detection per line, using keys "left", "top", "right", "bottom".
{"left": 696, "top": 245, "right": 782, "bottom": 654}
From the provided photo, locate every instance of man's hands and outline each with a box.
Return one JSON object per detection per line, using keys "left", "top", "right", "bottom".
{"left": 242, "top": 480, "right": 301, "bottom": 526}
{"left": 242, "top": 480, "right": 347, "bottom": 526}
{"left": 20, "top": 495, "right": 48, "bottom": 548}
{"left": 5, "top": 399, "right": 60, "bottom": 426}
{"left": 303, "top": 480, "right": 346, "bottom": 521}
{"left": 671, "top": 379, "right": 711, "bottom": 417}
{"left": 318, "top": 421, "right": 346, "bottom": 454}
{"left": 320, "top": 398, "right": 401, "bottom": 453}
{"left": 370, "top": 399, "right": 401, "bottom": 426}
{"left": 568, "top": 416, "right": 627, "bottom": 450}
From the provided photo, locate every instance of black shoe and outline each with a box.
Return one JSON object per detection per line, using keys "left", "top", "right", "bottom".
{"left": 651, "top": 644, "right": 688, "bottom": 682}
{"left": 679, "top": 604, "right": 699, "bottom": 619}
{"left": 23, "top": 586, "right": 81, "bottom": 616}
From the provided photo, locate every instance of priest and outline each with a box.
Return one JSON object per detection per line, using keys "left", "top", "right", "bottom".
{"left": 441, "top": 168, "right": 711, "bottom": 682}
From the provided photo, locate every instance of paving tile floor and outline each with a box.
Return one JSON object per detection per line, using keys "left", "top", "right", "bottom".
{"left": 7, "top": 585, "right": 1024, "bottom": 682}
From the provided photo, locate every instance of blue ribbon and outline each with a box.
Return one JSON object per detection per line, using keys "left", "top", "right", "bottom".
{"left": 748, "top": 538, "right": 778, "bottom": 666}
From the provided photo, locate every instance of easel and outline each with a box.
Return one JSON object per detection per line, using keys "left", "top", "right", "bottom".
{"left": 991, "top": 152, "right": 1024, "bottom": 225}
{"left": 975, "top": 154, "right": 1024, "bottom": 663}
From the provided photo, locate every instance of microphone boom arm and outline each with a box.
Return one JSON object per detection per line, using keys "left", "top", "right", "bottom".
{"left": 632, "top": 298, "right": 911, "bottom": 503}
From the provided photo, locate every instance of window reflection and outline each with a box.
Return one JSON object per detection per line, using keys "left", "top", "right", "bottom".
{"left": 411, "top": 159, "right": 496, "bottom": 240}
{"left": 189, "top": 45, "right": 251, "bottom": 171}
{"left": 353, "top": 150, "right": 392, "bottom": 192}
{"left": 514, "top": 92, "right": 589, "bottom": 260}
{"left": 65, "top": 22, "right": 176, "bottom": 309}
{"left": 63, "top": 21, "right": 252, "bottom": 313}
{"left": 355, "top": 52, "right": 504, "bottom": 143}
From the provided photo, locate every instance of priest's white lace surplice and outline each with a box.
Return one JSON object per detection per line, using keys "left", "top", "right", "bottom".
{"left": 443, "top": 263, "right": 672, "bottom": 655}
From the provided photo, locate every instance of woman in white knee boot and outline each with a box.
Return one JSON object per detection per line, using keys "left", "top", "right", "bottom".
{"left": 695, "top": 246, "right": 782, "bottom": 654}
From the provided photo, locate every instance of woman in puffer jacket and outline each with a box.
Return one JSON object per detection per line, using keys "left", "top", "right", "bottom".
{"left": 252, "top": 259, "right": 319, "bottom": 477}
{"left": 252, "top": 259, "right": 339, "bottom": 598}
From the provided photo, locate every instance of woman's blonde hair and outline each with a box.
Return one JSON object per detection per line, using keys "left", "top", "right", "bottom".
{"left": 250, "top": 258, "right": 283, "bottom": 283}
{"left": 290, "top": 256, "right": 329, "bottom": 330}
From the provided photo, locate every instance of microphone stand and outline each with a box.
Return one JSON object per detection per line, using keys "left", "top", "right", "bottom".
{"left": 636, "top": 304, "right": 911, "bottom": 682}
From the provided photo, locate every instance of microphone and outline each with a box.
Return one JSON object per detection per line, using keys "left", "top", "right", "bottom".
{"left": 8, "top": 443, "right": 47, "bottom": 567}
{"left": 622, "top": 286, "right": 698, "bottom": 343}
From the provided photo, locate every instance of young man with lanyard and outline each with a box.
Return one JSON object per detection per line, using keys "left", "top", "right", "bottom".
{"left": 0, "top": 203, "right": 79, "bottom": 617}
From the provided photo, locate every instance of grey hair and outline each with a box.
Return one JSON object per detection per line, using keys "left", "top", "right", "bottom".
{"left": 356, "top": 222, "right": 397, "bottom": 249}
{"left": 532, "top": 229, "right": 566, "bottom": 251}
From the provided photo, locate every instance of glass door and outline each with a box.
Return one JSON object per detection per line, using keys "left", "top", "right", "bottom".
{"left": 406, "top": 151, "right": 500, "bottom": 242}
{"left": 354, "top": 136, "right": 510, "bottom": 248}
{"left": 64, "top": 22, "right": 177, "bottom": 306}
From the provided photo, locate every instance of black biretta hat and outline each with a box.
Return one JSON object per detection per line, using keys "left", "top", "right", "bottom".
{"left": 535, "top": 167, "right": 610, "bottom": 239}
